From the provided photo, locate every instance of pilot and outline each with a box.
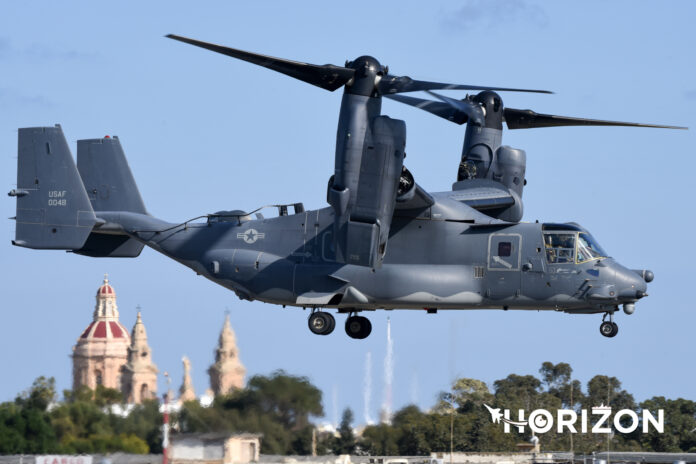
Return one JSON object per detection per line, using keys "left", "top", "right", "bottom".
{"left": 557, "top": 235, "right": 575, "bottom": 263}
{"left": 544, "top": 235, "right": 557, "bottom": 263}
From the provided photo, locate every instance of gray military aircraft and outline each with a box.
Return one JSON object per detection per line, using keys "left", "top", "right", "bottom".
{"left": 9, "top": 35, "right": 687, "bottom": 339}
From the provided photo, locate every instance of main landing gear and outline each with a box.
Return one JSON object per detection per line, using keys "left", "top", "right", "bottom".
{"left": 308, "top": 311, "right": 335, "bottom": 335}
{"left": 307, "top": 310, "right": 372, "bottom": 339}
{"left": 599, "top": 312, "right": 619, "bottom": 338}
{"left": 345, "top": 314, "right": 372, "bottom": 339}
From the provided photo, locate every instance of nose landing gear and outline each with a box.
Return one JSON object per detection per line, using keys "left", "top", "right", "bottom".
{"left": 599, "top": 312, "right": 619, "bottom": 338}
{"left": 308, "top": 311, "right": 336, "bottom": 335}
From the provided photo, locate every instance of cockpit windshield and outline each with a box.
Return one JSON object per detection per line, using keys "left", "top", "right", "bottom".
{"left": 576, "top": 232, "right": 607, "bottom": 263}
{"left": 543, "top": 230, "right": 607, "bottom": 264}
{"left": 543, "top": 232, "right": 576, "bottom": 263}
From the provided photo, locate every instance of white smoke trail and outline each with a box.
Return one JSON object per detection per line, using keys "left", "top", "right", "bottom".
{"left": 364, "top": 351, "right": 373, "bottom": 425}
{"left": 382, "top": 317, "right": 394, "bottom": 424}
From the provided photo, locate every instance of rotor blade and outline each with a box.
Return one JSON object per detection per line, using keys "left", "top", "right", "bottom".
{"left": 378, "top": 74, "right": 552, "bottom": 95}
{"left": 504, "top": 108, "right": 688, "bottom": 130}
{"left": 427, "top": 91, "right": 485, "bottom": 126}
{"left": 385, "top": 94, "right": 469, "bottom": 125}
{"left": 166, "top": 34, "right": 355, "bottom": 91}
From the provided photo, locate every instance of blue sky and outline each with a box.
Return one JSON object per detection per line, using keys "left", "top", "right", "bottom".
{"left": 1, "top": 1, "right": 695, "bottom": 426}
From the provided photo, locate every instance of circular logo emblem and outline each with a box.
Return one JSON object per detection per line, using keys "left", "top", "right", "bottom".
{"left": 243, "top": 229, "right": 260, "bottom": 244}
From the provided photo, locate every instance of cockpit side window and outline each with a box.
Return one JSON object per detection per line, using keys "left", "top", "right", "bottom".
{"left": 543, "top": 232, "right": 576, "bottom": 264}
{"left": 576, "top": 232, "right": 607, "bottom": 263}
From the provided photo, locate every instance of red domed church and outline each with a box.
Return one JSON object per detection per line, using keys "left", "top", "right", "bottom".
{"left": 71, "top": 275, "right": 245, "bottom": 404}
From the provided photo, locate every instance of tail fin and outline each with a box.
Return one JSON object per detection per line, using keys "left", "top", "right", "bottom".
{"left": 74, "top": 135, "right": 147, "bottom": 258}
{"left": 77, "top": 136, "right": 147, "bottom": 214}
{"left": 10, "top": 125, "right": 97, "bottom": 249}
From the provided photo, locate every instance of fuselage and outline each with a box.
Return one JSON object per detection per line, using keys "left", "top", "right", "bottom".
{"left": 111, "top": 192, "right": 647, "bottom": 315}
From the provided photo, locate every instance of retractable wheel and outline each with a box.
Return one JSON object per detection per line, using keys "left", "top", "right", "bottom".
{"left": 308, "top": 312, "right": 335, "bottom": 335}
{"left": 345, "top": 315, "right": 372, "bottom": 339}
{"left": 326, "top": 312, "right": 336, "bottom": 333}
{"left": 599, "top": 321, "right": 618, "bottom": 338}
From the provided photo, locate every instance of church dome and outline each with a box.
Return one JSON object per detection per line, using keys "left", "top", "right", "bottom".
{"left": 76, "top": 275, "right": 129, "bottom": 341}
{"left": 79, "top": 320, "right": 129, "bottom": 340}
{"left": 72, "top": 274, "right": 131, "bottom": 393}
{"left": 97, "top": 277, "right": 116, "bottom": 297}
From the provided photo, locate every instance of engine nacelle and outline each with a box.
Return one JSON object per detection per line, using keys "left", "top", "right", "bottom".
{"left": 494, "top": 146, "right": 526, "bottom": 198}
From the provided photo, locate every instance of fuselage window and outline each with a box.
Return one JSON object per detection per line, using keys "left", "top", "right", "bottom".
{"left": 498, "top": 241, "right": 512, "bottom": 257}
{"left": 543, "top": 232, "right": 576, "bottom": 264}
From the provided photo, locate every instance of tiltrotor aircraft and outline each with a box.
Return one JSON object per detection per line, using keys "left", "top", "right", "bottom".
{"left": 9, "top": 35, "right": 687, "bottom": 339}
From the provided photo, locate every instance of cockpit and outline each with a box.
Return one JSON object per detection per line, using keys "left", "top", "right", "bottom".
{"left": 542, "top": 223, "right": 608, "bottom": 264}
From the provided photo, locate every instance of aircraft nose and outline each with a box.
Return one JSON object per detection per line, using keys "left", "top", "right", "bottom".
{"left": 616, "top": 267, "right": 649, "bottom": 301}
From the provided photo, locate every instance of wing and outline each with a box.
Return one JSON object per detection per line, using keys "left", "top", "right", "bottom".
{"left": 449, "top": 180, "right": 515, "bottom": 210}
{"left": 449, "top": 179, "right": 519, "bottom": 219}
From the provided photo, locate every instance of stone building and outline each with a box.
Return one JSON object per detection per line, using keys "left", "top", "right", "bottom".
{"left": 170, "top": 433, "right": 260, "bottom": 464}
{"left": 120, "top": 311, "right": 159, "bottom": 403}
{"left": 72, "top": 275, "right": 131, "bottom": 391}
{"left": 208, "top": 314, "right": 246, "bottom": 395}
{"left": 179, "top": 356, "right": 197, "bottom": 402}
{"left": 72, "top": 275, "right": 246, "bottom": 404}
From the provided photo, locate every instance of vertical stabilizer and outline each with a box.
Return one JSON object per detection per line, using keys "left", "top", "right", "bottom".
{"left": 77, "top": 136, "right": 147, "bottom": 214}
{"left": 11, "top": 125, "right": 97, "bottom": 249}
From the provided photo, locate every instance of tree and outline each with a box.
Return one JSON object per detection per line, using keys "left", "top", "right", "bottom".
{"left": 539, "top": 362, "right": 571, "bottom": 393}
{"left": 120, "top": 399, "right": 163, "bottom": 453}
{"left": 539, "top": 362, "right": 584, "bottom": 409}
{"left": 334, "top": 408, "right": 356, "bottom": 454}
{"left": 584, "top": 375, "right": 635, "bottom": 411}
{"left": 0, "top": 377, "right": 58, "bottom": 453}
{"left": 246, "top": 370, "right": 324, "bottom": 430}
{"left": 639, "top": 397, "right": 696, "bottom": 452}
{"left": 16, "top": 376, "right": 56, "bottom": 411}
{"left": 361, "top": 423, "right": 399, "bottom": 455}
{"left": 179, "top": 370, "right": 324, "bottom": 455}
{"left": 493, "top": 374, "right": 542, "bottom": 411}
{"left": 440, "top": 378, "right": 493, "bottom": 413}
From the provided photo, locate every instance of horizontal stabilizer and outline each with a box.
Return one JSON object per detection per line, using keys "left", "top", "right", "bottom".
{"left": 12, "top": 126, "right": 97, "bottom": 249}
{"left": 73, "top": 233, "right": 144, "bottom": 258}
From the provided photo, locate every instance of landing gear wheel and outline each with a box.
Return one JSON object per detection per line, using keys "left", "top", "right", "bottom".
{"left": 345, "top": 315, "right": 372, "bottom": 339}
{"left": 326, "top": 312, "right": 336, "bottom": 333}
{"left": 599, "top": 321, "right": 618, "bottom": 338}
{"left": 308, "top": 312, "right": 335, "bottom": 336}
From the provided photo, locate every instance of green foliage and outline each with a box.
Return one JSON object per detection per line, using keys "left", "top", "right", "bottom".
{"left": 0, "top": 377, "right": 57, "bottom": 453}
{"left": 178, "top": 370, "right": 324, "bottom": 455}
{"left": 638, "top": 397, "right": 696, "bottom": 452}
{"left": 361, "top": 423, "right": 400, "bottom": 455}
{"left": 121, "top": 399, "right": 164, "bottom": 453}
{"left": 16, "top": 376, "right": 56, "bottom": 411}
{"left": 363, "top": 363, "right": 696, "bottom": 455}
{"left": 247, "top": 370, "right": 324, "bottom": 429}
{"left": 334, "top": 408, "right": 356, "bottom": 454}
{"left": 59, "top": 433, "right": 148, "bottom": 454}
{"left": 0, "top": 377, "right": 158, "bottom": 454}
{"left": 2, "top": 366, "right": 696, "bottom": 456}
{"left": 584, "top": 375, "right": 636, "bottom": 411}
